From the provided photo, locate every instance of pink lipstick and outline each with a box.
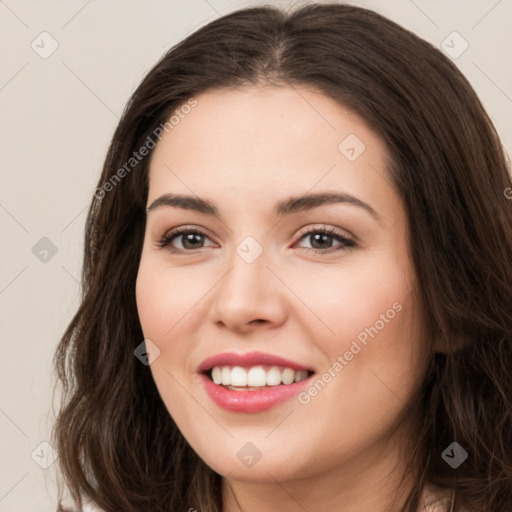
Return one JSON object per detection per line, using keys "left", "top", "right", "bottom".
{"left": 198, "top": 351, "right": 315, "bottom": 413}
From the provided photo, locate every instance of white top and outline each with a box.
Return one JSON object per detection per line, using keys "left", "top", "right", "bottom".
{"left": 82, "top": 503, "right": 104, "bottom": 512}
{"left": 419, "top": 483, "right": 454, "bottom": 511}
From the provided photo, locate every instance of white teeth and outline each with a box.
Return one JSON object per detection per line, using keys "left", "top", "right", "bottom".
{"left": 212, "top": 366, "right": 222, "bottom": 385}
{"left": 282, "top": 368, "right": 295, "bottom": 385}
{"left": 221, "top": 366, "right": 231, "bottom": 386}
{"left": 231, "top": 366, "right": 247, "bottom": 386}
{"left": 247, "top": 366, "right": 267, "bottom": 387}
{"left": 266, "top": 366, "right": 282, "bottom": 386}
{"left": 208, "top": 365, "right": 311, "bottom": 388}
{"left": 295, "top": 370, "right": 308, "bottom": 382}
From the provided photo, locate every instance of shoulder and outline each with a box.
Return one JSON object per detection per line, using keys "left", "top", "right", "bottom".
{"left": 418, "top": 483, "right": 454, "bottom": 511}
{"left": 59, "top": 503, "right": 104, "bottom": 512}
{"left": 82, "top": 504, "right": 105, "bottom": 512}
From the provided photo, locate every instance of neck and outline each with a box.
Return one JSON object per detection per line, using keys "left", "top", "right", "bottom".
{"left": 221, "top": 427, "right": 417, "bottom": 512}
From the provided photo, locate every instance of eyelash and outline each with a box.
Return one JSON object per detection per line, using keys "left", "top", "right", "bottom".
{"left": 156, "top": 225, "right": 356, "bottom": 255}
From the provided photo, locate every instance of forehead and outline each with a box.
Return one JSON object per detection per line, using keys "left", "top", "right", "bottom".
{"left": 151, "top": 84, "right": 381, "bottom": 160}
{"left": 147, "top": 85, "right": 394, "bottom": 216}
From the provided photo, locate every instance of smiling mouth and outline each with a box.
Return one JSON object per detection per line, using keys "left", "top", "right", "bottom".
{"left": 204, "top": 365, "right": 315, "bottom": 391}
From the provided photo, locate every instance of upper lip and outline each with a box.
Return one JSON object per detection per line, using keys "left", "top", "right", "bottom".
{"left": 197, "top": 351, "right": 315, "bottom": 373}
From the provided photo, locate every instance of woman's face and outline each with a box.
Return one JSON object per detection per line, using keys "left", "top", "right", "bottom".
{"left": 136, "top": 85, "right": 431, "bottom": 485}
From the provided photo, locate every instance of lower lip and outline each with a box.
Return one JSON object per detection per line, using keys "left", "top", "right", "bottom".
{"left": 200, "top": 373, "right": 314, "bottom": 413}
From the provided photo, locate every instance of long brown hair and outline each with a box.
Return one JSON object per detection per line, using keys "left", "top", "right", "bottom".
{"left": 53, "top": 3, "right": 512, "bottom": 511}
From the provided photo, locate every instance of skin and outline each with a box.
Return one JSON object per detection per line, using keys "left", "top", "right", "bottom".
{"left": 135, "top": 84, "right": 434, "bottom": 511}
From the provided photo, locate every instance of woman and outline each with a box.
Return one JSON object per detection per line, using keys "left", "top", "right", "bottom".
{"left": 53, "top": 3, "right": 512, "bottom": 511}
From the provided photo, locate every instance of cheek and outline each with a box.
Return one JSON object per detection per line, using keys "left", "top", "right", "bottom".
{"left": 286, "top": 248, "right": 416, "bottom": 353}
{"left": 135, "top": 255, "right": 207, "bottom": 340}
{"left": 135, "top": 257, "right": 204, "bottom": 420}
{"left": 295, "top": 249, "right": 426, "bottom": 404}
{"left": 304, "top": 277, "right": 426, "bottom": 429}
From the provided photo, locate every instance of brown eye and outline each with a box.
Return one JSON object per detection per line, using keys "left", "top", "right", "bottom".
{"left": 178, "top": 232, "right": 206, "bottom": 250}
{"left": 157, "top": 228, "right": 215, "bottom": 252}
{"left": 295, "top": 227, "right": 355, "bottom": 254}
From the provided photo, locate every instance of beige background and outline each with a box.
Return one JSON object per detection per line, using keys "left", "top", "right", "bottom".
{"left": 1, "top": 1, "right": 511, "bottom": 510}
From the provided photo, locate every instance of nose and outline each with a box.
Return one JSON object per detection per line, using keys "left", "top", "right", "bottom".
{"left": 211, "top": 246, "right": 287, "bottom": 333}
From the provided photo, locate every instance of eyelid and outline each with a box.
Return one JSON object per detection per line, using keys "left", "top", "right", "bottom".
{"left": 155, "top": 225, "right": 216, "bottom": 249}
{"left": 294, "top": 223, "right": 355, "bottom": 243}
{"left": 292, "top": 224, "right": 356, "bottom": 254}
{"left": 156, "top": 223, "right": 356, "bottom": 253}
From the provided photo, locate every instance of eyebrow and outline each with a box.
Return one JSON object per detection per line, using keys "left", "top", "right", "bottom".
{"left": 146, "top": 191, "right": 381, "bottom": 222}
